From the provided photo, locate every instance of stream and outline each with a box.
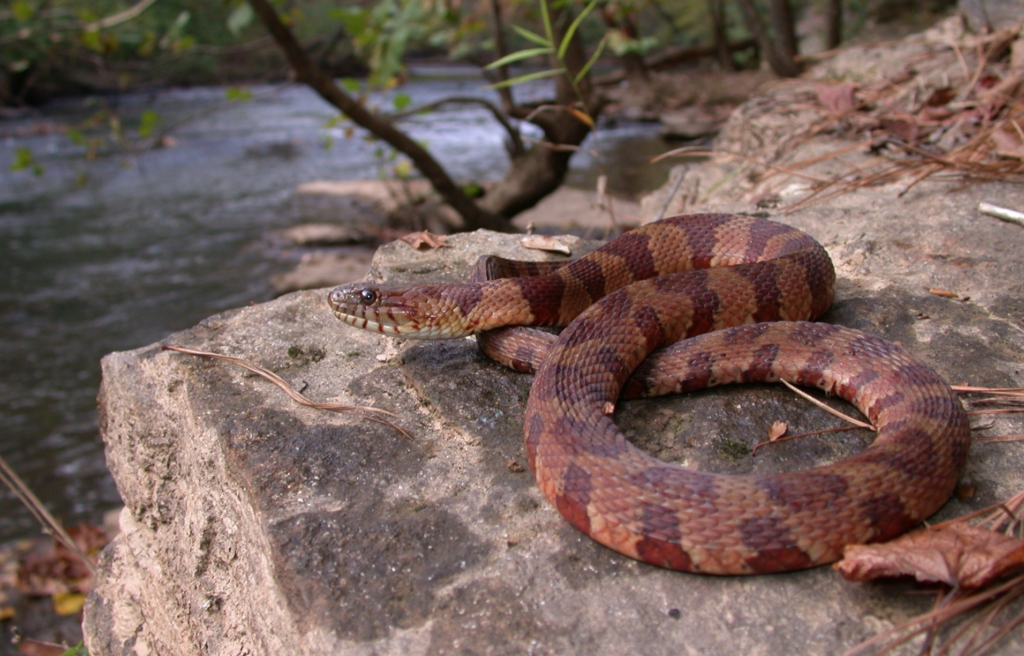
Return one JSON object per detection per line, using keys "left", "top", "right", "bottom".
{"left": 0, "top": 68, "right": 679, "bottom": 541}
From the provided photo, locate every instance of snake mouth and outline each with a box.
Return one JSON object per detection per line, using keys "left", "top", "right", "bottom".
{"left": 331, "top": 307, "right": 409, "bottom": 335}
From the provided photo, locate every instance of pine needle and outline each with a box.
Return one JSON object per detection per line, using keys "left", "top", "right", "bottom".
{"left": 162, "top": 344, "right": 413, "bottom": 440}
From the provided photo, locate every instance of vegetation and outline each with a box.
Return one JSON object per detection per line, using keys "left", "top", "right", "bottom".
{"left": 3, "top": 0, "right": 960, "bottom": 230}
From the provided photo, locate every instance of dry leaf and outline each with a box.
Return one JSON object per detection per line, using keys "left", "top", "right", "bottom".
{"left": 567, "top": 107, "right": 595, "bottom": 128}
{"left": 16, "top": 642, "right": 66, "bottom": 656}
{"left": 400, "top": 231, "right": 448, "bottom": 250}
{"left": 880, "top": 114, "right": 920, "bottom": 143}
{"left": 16, "top": 524, "right": 105, "bottom": 597}
{"left": 52, "top": 590, "right": 87, "bottom": 616}
{"left": 925, "top": 286, "right": 960, "bottom": 298}
{"left": 919, "top": 105, "right": 954, "bottom": 121}
{"left": 0, "top": 605, "right": 14, "bottom": 620}
{"left": 992, "top": 120, "right": 1024, "bottom": 159}
{"left": 835, "top": 522, "right": 1024, "bottom": 588}
{"left": 520, "top": 235, "right": 571, "bottom": 255}
{"left": 815, "top": 83, "right": 857, "bottom": 114}
{"left": 924, "top": 86, "right": 956, "bottom": 107}
{"left": 768, "top": 421, "right": 788, "bottom": 441}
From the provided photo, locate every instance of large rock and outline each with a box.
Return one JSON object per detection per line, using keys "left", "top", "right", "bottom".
{"left": 85, "top": 29, "right": 1024, "bottom": 656}
{"left": 85, "top": 186, "right": 1024, "bottom": 654}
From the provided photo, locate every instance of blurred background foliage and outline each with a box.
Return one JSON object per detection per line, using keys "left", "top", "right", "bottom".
{"left": 2, "top": 0, "right": 959, "bottom": 106}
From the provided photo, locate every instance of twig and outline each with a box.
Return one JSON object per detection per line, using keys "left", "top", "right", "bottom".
{"left": 952, "top": 385, "right": 1024, "bottom": 395}
{"left": 521, "top": 135, "right": 598, "bottom": 157}
{"left": 779, "top": 379, "right": 874, "bottom": 430}
{"left": 978, "top": 202, "right": 1024, "bottom": 228}
{"left": 974, "top": 435, "right": 1024, "bottom": 443}
{"left": 388, "top": 96, "right": 523, "bottom": 155}
{"left": 930, "top": 489, "right": 1024, "bottom": 532}
{"left": 162, "top": 344, "right": 413, "bottom": 439}
{"left": 751, "top": 424, "right": 862, "bottom": 456}
{"left": 593, "top": 174, "right": 619, "bottom": 236}
{"left": 652, "top": 146, "right": 834, "bottom": 183}
{"left": 0, "top": 453, "right": 96, "bottom": 575}
{"left": 84, "top": 0, "right": 159, "bottom": 31}
{"left": 842, "top": 573, "right": 1024, "bottom": 656}
{"left": 653, "top": 165, "right": 687, "bottom": 223}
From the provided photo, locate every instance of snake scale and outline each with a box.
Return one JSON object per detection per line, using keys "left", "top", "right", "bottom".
{"left": 328, "top": 214, "right": 970, "bottom": 575}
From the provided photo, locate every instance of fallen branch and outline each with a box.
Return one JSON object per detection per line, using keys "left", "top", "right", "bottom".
{"left": 779, "top": 379, "right": 873, "bottom": 429}
{"left": 162, "top": 344, "right": 412, "bottom": 439}
{"left": 979, "top": 202, "right": 1024, "bottom": 228}
{"left": 0, "top": 454, "right": 95, "bottom": 575}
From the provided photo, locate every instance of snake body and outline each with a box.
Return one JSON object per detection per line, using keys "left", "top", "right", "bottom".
{"left": 328, "top": 214, "right": 970, "bottom": 574}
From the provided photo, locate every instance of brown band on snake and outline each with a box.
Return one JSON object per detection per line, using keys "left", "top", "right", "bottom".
{"left": 327, "top": 214, "right": 970, "bottom": 575}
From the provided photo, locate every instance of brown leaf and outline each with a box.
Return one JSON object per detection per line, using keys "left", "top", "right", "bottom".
{"left": 400, "top": 231, "right": 448, "bottom": 250}
{"left": 835, "top": 522, "right": 1024, "bottom": 588}
{"left": 520, "top": 235, "right": 571, "bottom": 255}
{"left": 880, "top": 114, "right": 920, "bottom": 143}
{"left": 815, "top": 83, "right": 857, "bottom": 114}
{"left": 17, "top": 642, "right": 66, "bottom": 656}
{"left": 918, "top": 105, "right": 953, "bottom": 122}
{"left": 924, "top": 86, "right": 956, "bottom": 107}
{"left": 768, "top": 421, "right": 788, "bottom": 441}
{"left": 992, "top": 119, "right": 1024, "bottom": 159}
{"left": 16, "top": 524, "right": 105, "bottom": 597}
{"left": 567, "top": 107, "right": 595, "bottom": 128}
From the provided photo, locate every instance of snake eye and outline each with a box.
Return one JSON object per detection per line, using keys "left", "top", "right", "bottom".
{"left": 360, "top": 289, "right": 376, "bottom": 304}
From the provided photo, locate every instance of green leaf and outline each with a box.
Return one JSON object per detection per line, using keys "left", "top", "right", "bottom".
{"left": 66, "top": 128, "right": 86, "bottom": 146}
{"left": 539, "top": 0, "right": 553, "bottom": 44}
{"left": 225, "top": 86, "right": 252, "bottom": 101}
{"left": 324, "top": 115, "right": 345, "bottom": 128}
{"left": 484, "top": 46, "right": 553, "bottom": 71}
{"left": 574, "top": 34, "right": 607, "bottom": 85}
{"left": 138, "top": 110, "right": 160, "bottom": 137}
{"left": 558, "top": 0, "right": 601, "bottom": 60}
{"left": 510, "top": 24, "right": 550, "bottom": 48}
{"left": 487, "top": 67, "right": 565, "bottom": 90}
{"left": 392, "top": 93, "right": 411, "bottom": 110}
{"left": 330, "top": 8, "right": 368, "bottom": 38}
{"left": 81, "top": 30, "right": 103, "bottom": 53}
{"left": 12, "top": 0, "right": 35, "bottom": 22}
{"left": 392, "top": 159, "right": 412, "bottom": 179}
{"left": 227, "top": 3, "right": 254, "bottom": 36}
{"left": 59, "top": 641, "right": 89, "bottom": 656}
{"left": 341, "top": 78, "right": 361, "bottom": 93}
{"left": 10, "top": 147, "right": 43, "bottom": 176}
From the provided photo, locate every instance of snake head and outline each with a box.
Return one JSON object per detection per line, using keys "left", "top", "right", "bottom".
{"left": 328, "top": 283, "right": 473, "bottom": 339}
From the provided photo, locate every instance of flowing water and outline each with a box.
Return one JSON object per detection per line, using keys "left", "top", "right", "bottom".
{"left": 0, "top": 70, "right": 678, "bottom": 540}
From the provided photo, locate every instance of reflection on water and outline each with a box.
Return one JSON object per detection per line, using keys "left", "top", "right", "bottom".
{"left": 0, "top": 75, "right": 678, "bottom": 540}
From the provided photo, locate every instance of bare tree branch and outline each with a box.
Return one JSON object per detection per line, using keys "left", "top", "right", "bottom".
{"left": 735, "top": 0, "right": 802, "bottom": 77}
{"left": 84, "top": 0, "right": 160, "bottom": 31}
{"left": 825, "top": 0, "right": 843, "bottom": 50}
{"left": 390, "top": 96, "right": 524, "bottom": 155}
{"left": 488, "top": 0, "right": 515, "bottom": 113}
{"left": 767, "top": 0, "right": 798, "bottom": 61}
{"left": 246, "top": 0, "right": 513, "bottom": 232}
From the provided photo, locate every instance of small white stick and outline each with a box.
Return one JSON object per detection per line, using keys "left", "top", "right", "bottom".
{"left": 978, "top": 202, "right": 1024, "bottom": 228}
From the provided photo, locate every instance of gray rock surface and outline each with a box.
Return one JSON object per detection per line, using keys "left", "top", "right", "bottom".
{"left": 84, "top": 25, "right": 1024, "bottom": 656}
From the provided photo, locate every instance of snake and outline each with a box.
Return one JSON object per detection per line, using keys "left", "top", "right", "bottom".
{"left": 327, "top": 214, "right": 970, "bottom": 575}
